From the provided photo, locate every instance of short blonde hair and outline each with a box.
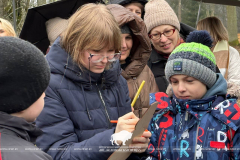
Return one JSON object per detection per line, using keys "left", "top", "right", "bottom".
{"left": 0, "top": 18, "right": 17, "bottom": 37}
{"left": 61, "top": 3, "right": 121, "bottom": 66}
{"left": 197, "top": 16, "right": 228, "bottom": 43}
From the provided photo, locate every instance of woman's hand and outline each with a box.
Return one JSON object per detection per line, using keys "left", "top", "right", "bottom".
{"left": 115, "top": 112, "right": 139, "bottom": 134}
{"left": 114, "top": 112, "right": 139, "bottom": 146}
{"left": 129, "top": 130, "right": 151, "bottom": 153}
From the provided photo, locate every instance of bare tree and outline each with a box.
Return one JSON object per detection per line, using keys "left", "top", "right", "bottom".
{"left": 37, "top": 0, "right": 47, "bottom": 6}
{"left": 0, "top": 0, "right": 4, "bottom": 17}
{"left": 178, "top": 0, "right": 181, "bottom": 22}
{"left": 226, "top": 6, "right": 238, "bottom": 45}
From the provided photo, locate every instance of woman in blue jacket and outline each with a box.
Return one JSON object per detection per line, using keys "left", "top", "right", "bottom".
{"left": 36, "top": 3, "right": 151, "bottom": 160}
{"left": 147, "top": 31, "right": 240, "bottom": 160}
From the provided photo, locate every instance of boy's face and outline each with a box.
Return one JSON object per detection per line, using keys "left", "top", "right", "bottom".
{"left": 170, "top": 75, "right": 207, "bottom": 100}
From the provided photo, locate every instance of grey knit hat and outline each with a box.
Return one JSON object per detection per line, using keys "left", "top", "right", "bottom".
{"left": 144, "top": 0, "right": 180, "bottom": 33}
{"left": 0, "top": 37, "right": 50, "bottom": 114}
{"left": 165, "top": 31, "right": 217, "bottom": 88}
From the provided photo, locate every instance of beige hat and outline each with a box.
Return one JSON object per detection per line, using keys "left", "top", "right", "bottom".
{"left": 46, "top": 17, "right": 68, "bottom": 45}
{"left": 144, "top": 0, "right": 180, "bottom": 33}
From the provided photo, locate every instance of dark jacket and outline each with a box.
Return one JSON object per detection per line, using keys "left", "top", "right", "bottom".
{"left": 107, "top": 4, "right": 159, "bottom": 118}
{"left": 147, "top": 47, "right": 169, "bottom": 92}
{"left": 0, "top": 112, "right": 52, "bottom": 160}
{"left": 36, "top": 38, "right": 145, "bottom": 160}
{"left": 147, "top": 74, "right": 240, "bottom": 160}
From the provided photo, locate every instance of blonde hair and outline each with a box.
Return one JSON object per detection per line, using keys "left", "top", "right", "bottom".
{"left": 61, "top": 3, "right": 121, "bottom": 67}
{"left": 197, "top": 16, "right": 228, "bottom": 43}
{"left": 0, "top": 18, "right": 17, "bottom": 37}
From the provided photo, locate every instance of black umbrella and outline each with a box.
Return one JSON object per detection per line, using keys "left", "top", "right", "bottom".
{"left": 20, "top": 0, "right": 104, "bottom": 54}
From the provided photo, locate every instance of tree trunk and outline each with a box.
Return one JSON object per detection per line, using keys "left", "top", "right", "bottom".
{"left": 0, "top": 0, "right": 4, "bottom": 17}
{"left": 178, "top": 0, "right": 181, "bottom": 22}
{"left": 37, "top": 0, "right": 47, "bottom": 6}
{"left": 226, "top": 6, "right": 238, "bottom": 44}
{"left": 25, "top": 0, "right": 30, "bottom": 12}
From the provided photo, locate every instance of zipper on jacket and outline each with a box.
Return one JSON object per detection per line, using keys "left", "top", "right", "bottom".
{"left": 194, "top": 124, "right": 199, "bottom": 160}
{"left": 96, "top": 84, "right": 111, "bottom": 129}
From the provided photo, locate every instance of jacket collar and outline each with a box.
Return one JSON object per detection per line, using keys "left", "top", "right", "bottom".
{"left": 149, "top": 46, "right": 168, "bottom": 63}
{"left": 203, "top": 73, "right": 227, "bottom": 98}
{"left": 0, "top": 112, "right": 42, "bottom": 143}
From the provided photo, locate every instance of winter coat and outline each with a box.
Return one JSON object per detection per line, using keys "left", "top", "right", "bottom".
{"left": 146, "top": 73, "right": 240, "bottom": 160}
{"left": 107, "top": 4, "right": 159, "bottom": 118}
{"left": 0, "top": 112, "right": 52, "bottom": 160}
{"left": 227, "top": 46, "right": 240, "bottom": 86}
{"left": 36, "top": 38, "right": 145, "bottom": 160}
{"left": 213, "top": 44, "right": 240, "bottom": 99}
{"left": 147, "top": 47, "right": 169, "bottom": 93}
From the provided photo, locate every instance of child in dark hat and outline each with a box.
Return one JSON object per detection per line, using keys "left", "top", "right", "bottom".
{"left": 147, "top": 30, "right": 240, "bottom": 160}
{"left": 0, "top": 37, "right": 52, "bottom": 160}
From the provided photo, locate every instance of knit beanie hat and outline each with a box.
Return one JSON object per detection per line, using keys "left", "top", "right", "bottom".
{"left": 0, "top": 37, "right": 50, "bottom": 114}
{"left": 120, "top": 24, "right": 132, "bottom": 34}
{"left": 165, "top": 30, "right": 216, "bottom": 88}
{"left": 144, "top": 0, "right": 180, "bottom": 33}
{"left": 46, "top": 17, "right": 68, "bottom": 46}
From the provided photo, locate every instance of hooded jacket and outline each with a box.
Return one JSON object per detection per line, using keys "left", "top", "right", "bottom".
{"left": 36, "top": 38, "right": 144, "bottom": 160}
{"left": 147, "top": 73, "right": 240, "bottom": 160}
{"left": 0, "top": 112, "right": 52, "bottom": 160}
{"left": 108, "top": 0, "right": 148, "bottom": 19}
{"left": 107, "top": 4, "right": 159, "bottom": 118}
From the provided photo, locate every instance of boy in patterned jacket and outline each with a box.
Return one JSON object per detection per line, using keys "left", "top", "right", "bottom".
{"left": 147, "top": 31, "right": 240, "bottom": 160}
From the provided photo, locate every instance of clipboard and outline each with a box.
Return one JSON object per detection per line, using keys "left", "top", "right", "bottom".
{"left": 107, "top": 102, "right": 158, "bottom": 160}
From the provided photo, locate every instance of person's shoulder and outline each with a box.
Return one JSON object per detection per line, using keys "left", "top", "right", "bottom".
{"left": 1, "top": 133, "right": 53, "bottom": 160}
{"left": 229, "top": 46, "right": 240, "bottom": 56}
{"left": 118, "top": 74, "right": 128, "bottom": 86}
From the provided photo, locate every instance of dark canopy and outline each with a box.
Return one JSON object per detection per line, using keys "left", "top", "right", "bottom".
{"left": 20, "top": 0, "right": 103, "bottom": 54}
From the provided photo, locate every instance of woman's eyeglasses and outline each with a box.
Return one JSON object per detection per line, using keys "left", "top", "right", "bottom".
{"left": 88, "top": 52, "right": 121, "bottom": 63}
{"left": 149, "top": 29, "right": 176, "bottom": 40}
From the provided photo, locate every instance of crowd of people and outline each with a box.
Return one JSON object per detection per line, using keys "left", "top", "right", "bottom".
{"left": 0, "top": 0, "right": 240, "bottom": 160}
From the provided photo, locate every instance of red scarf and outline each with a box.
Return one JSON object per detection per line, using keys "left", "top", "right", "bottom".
{"left": 155, "top": 37, "right": 185, "bottom": 59}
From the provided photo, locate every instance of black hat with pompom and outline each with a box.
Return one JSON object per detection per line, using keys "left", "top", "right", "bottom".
{"left": 165, "top": 30, "right": 217, "bottom": 88}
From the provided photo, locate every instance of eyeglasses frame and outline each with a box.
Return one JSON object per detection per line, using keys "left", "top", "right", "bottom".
{"left": 148, "top": 28, "right": 176, "bottom": 40}
{"left": 88, "top": 52, "right": 121, "bottom": 63}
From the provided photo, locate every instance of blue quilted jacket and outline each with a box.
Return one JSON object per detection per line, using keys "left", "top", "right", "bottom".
{"left": 147, "top": 74, "right": 240, "bottom": 160}
{"left": 36, "top": 38, "right": 142, "bottom": 160}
